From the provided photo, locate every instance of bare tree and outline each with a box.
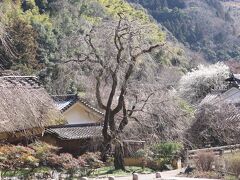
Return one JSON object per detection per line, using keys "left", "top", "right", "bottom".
{"left": 69, "top": 14, "right": 165, "bottom": 170}
{"left": 124, "top": 86, "right": 193, "bottom": 145}
{"left": 186, "top": 103, "right": 240, "bottom": 148}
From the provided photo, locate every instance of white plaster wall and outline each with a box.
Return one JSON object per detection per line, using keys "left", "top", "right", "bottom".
{"left": 64, "top": 102, "right": 102, "bottom": 124}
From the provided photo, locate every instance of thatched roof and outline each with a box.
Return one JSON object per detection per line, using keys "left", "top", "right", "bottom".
{"left": 0, "top": 76, "right": 64, "bottom": 135}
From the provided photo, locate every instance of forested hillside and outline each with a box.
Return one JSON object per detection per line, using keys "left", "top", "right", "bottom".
{"left": 129, "top": 0, "right": 240, "bottom": 62}
{"left": 0, "top": 0, "right": 190, "bottom": 94}
{"left": 3, "top": 0, "right": 240, "bottom": 93}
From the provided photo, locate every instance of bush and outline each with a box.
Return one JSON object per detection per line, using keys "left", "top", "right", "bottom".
{"left": 0, "top": 142, "right": 103, "bottom": 177}
{"left": 29, "top": 141, "right": 59, "bottom": 165}
{"left": 149, "top": 142, "right": 183, "bottom": 170}
{"left": 81, "top": 152, "right": 103, "bottom": 169}
{"left": 19, "top": 154, "right": 39, "bottom": 166}
{"left": 132, "top": 149, "right": 146, "bottom": 158}
{"left": 187, "top": 103, "right": 240, "bottom": 147}
{"left": 0, "top": 144, "right": 38, "bottom": 170}
{"left": 185, "top": 170, "right": 221, "bottom": 179}
{"left": 195, "top": 151, "right": 215, "bottom": 171}
{"left": 46, "top": 153, "right": 85, "bottom": 172}
{"left": 151, "top": 142, "right": 183, "bottom": 160}
{"left": 0, "top": 142, "right": 60, "bottom": 170}
{"left": 225, "top": 152, "right": 240, "bottom": 177}
{"left": 80, "top": 152, "right": 104, "bottom": 175}
{"left": 29, "top": 141, "right": 59, "bottom": 155}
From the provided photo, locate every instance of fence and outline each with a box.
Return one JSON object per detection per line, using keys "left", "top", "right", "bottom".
{"left": 186, "top": 144, "right": 240, "bottom": 176}
{"left": 186, "top": 144, "right": 240, "bottom": 164}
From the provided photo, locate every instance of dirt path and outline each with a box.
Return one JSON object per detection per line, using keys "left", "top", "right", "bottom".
{"left": 89, "top": 169, "right": 220, "bottom": 180}
{"left": 89, "top": 169, "right": 182, "bottom": 180}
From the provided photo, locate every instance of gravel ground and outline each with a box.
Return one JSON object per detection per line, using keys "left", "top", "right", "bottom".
{"left": 88, "top": 169, "right": 220, "bottom": 180}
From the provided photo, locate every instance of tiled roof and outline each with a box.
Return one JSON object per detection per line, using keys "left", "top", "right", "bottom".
{"left": 51, "top": 94, "right": 104, "bottom": 115}
{"left": 46, "top": 124, "right": 103, "bottom": 140}
{"left": 221, "top": 87, "right": 240, "bottom": 104}
{"left": 52, "top": 94, "right": 77, "bottom": 111}
{"left": 200, "top": 87, "right": 240, "bottom": 106}
{"left": 200, "top": 93, "right": 220, "bottom": 106}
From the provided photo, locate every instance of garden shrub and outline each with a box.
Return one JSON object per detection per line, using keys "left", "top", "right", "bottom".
{"left": 29, "top": 141, "right": 59, "bottom": 165}
{"left": 45, "top": 153, "right": 86, "bottom": 177}
{"left": 29, "top": 141, "right": 58, "bottom": 154}
{"left": 132, "top": 149, "right": 146, "bottom": 158}
{"left": 0, "top": 142, "right": 105, "bottom": 177}
{"left": 185, "top": 170, "right": 222, "bottom": 179}
{"left": 225, "top": 152, "right": 240, "bottom": 177}
{"left": 195, "top": 151, "right": 215, "bottom": 171}
{"left": 81, "top": 152, "right": 103, "bottom": 169}
{"left": 81, "top": 152, "right": 104, "bottom": 175}
{"left": 0, "top": 144, "right": 38, "bottom": 170}
{"left": 130, "top": 149, "right": 148, "bottom": 168}
{"left": 46, "top": 153, "right": 85, "bottom": 172}
{"left": 149, "top": 142, "right": 183, "bottom": 170}
{"left": 0, "top": 143, "right": 76, "bottom": 172}
{"left": 151, "top": 142, "right": 183, "bottom": 159}
{"left": 19, "top": 154, "right": 39, "bottom": 166}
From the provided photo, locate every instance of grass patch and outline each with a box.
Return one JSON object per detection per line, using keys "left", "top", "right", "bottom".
{"left": 225, "top": 176, "right": 239, "bottom": 180}
{"left": 91, "top": 166, "right": 154, "bottom": 177}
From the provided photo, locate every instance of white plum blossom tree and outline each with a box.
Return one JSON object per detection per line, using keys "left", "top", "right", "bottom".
{"left": 178, "top": 62, "right": 230, "bottom": 104}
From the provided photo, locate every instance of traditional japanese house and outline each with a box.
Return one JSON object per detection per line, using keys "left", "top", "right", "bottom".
{"left": 43, "top": 95, "right": 104, "bottom": 155}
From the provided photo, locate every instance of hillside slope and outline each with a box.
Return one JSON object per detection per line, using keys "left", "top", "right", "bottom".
{"left": 222, "top": 0, "right": 240, "bottom": 35}
{"left": 0, "top": 0, "right": 192, "bottom": 94}
{"left": 128, "top": 0, "right": 240, "bottom": 62}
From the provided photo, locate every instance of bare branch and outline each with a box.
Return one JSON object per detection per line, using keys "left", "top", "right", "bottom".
{"left": 134, "top": 43, "right": 166, "bottom": 59}
{"left": 130, "top": 116, "right": 156, "bottom": 128}
{"left": 112, "top": 63, "right": 134, "bottom": 115}
{"left": 85, "top": 31, "right": 104, "bottom": 66}
{"left": 62, "top": 53, "right": 90, "bottom": 64}
{"left": 96, "top": 73, "right": 107, "bottom": 110}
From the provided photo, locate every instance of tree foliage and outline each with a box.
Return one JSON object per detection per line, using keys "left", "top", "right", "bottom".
{"left": 0, "top": 0, "right": 56, "bottom": 74}
{"left": 129, "top": 0, "right": 240, "bottom": 62}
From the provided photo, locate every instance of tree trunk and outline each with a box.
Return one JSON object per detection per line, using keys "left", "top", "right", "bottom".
{"left": 114, "top": 141, "right": 125, "bottom": 170}
{"left": 101, "top": 111, "right": 113, "bottom": 162}
{"left": 101, "top": 139, "right": 112, "bottom": 162}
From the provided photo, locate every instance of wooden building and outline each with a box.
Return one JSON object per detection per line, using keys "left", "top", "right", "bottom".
{"left": 51, "top": 94, "right": 104, "bottom": 124}
{"left": 0, "top": 76, "right": 63, "bottom": 142}
{"left": 43, "top": 95, "right": 104, "bottom": 155}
